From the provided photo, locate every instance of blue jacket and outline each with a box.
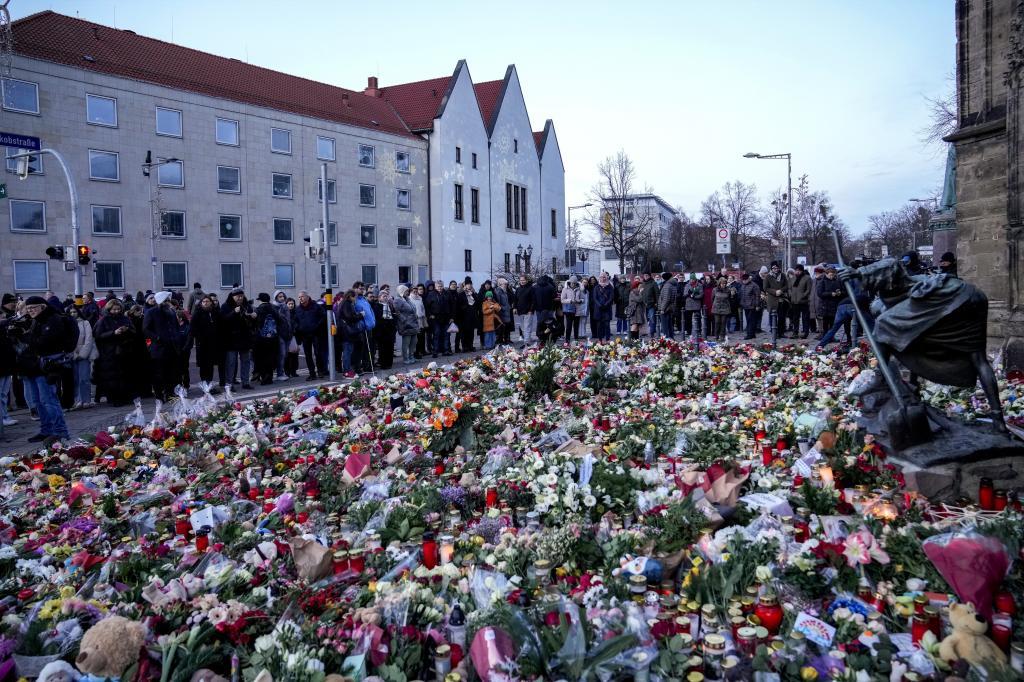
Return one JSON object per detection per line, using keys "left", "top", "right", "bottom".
{"left": 354, "top": 296, "right": 376, "bottom": 330}
{"left": 294, "top": 300, "right": 325, "bottom": 338}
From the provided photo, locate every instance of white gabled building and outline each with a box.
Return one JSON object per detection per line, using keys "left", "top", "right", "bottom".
{"left": 380, "top": 61, "right": 565, "bottom": 286}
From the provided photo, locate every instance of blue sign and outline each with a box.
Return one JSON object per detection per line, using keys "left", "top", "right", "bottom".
{"left": 0, "top": 132, "right": 41, "bottom": 151}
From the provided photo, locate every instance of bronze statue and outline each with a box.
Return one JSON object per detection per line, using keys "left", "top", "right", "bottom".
{"left": 838, "top": 258, "right": 1007, "bottom": 435}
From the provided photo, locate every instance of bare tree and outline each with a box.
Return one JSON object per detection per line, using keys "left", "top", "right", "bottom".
{"left": 867, "top": 204, "right": 931, "bottom": 257}
{"left": 920, "top": 72, "right": 957, "bottom": 149}
{"left": 587, "top": 150, "right": 656, "bottom": 275}
{"left": 700, "top": 180, "right": 761, "bottom": 269}
{"left": 792, "top": 174, "right": 845, "bottom": 265}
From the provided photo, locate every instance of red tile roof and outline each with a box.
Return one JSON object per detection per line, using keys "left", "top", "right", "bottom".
{"left": 379, "top": 75, "right": 452, "bottom": 132}
{"left": 11, "top": 11, "right": 415, "bottom": 138}
{"left": 474, "top": 80, "right": 504, "bottom": 130}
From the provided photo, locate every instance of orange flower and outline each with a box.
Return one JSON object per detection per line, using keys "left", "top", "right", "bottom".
{"left": 442, "top": 408, "right": 458, "bottom": 428}
{"left": 433, "top": 417, "right": 443, "bottom": 430}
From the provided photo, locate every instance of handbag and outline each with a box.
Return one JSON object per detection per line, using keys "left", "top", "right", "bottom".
{"left": 287, "top": 337, "right": 299, "bottom": 353}
{"left": 39, "top": 352, "right": 74, "bottom": 374}
{"left": 447, "top": 322, "right": 459, "bottom": 334}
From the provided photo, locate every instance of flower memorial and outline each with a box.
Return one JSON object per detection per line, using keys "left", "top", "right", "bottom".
{"left": 1, "top": 338, "right": 1023, "bottom": 682}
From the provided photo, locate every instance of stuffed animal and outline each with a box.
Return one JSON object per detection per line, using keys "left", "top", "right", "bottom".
{"left": 75, "top": 615, "right": 147, "bottom": 682}
{"left": 37, "top": 660, "right": 80, "bottom": 682}
{"left": 938, "top": 602, "right": 1007, "bottom": 669}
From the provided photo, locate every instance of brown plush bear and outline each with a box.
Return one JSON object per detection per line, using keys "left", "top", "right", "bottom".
{"left": 938, "top": 602, "right": 1007, "bottom": 669}
{"left": 75, "top": 615, "right": 147, "bottom": 681}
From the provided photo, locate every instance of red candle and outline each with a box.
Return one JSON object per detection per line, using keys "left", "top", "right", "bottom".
{"left": 755, "top": 430, "right": 766, "bottom": 442}
{"left": 762, "top": 446, "right": 773, "bottom": 467}
{"left": 422, "top": 531, "right": 438, "bottom": 570}
{"left": 910, "top": 614, "right": 930, "bottom": 644}
{"left": 333, "top": 551, "right": 350, "bottom": 575}
{"left": 990, "top": 613, "right": 1012, "bottom": 653}
{"left": 195, "top": 526, "right": 210, "bottom": 553}
{"left": 485, "top": 488, "right": 498, "bottom": 508}
{"left": 995, "top": 590, "right": 1017, "bottom": 616}
{"left": 348, "top": 550, "right": 365, "bottom": 573}
{"left": 994, "top": 490, "right": 1008, "bottom": 511}
{"left": 775, "top": 437, "right": 787, "bottom": 452}
{"left": 754, "top": 594, "right": 784, "bottom": 636}
{"left": 979, "top": 478, "right": 995, "bottom": 510}
{"left": 174, "top": 517, "right": 191, "bottom": 536}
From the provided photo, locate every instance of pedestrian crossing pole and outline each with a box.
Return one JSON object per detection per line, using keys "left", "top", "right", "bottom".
{"left": 321, "top": 163, "right": 336, "bottom": 381}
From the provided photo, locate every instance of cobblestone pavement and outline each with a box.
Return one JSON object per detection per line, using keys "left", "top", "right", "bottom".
{"left": 1, "top": 329, "right": 820, "bottom": 456}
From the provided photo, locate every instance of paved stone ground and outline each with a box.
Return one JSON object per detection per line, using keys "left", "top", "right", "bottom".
{"left": 0, "top": 327, "right": 820, "bottom": 456}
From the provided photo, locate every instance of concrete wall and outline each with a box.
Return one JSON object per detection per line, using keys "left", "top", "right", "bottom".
{"left": 538, "top": 124, "right": 566, "bottom": 277}
{"left": 0, "top": 55, "right": 429, "bottom": 296}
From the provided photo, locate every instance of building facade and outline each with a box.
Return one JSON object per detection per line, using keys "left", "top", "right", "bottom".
{"left": 597, "top": 194, "right": 678, "bottom": 275}
{"left": 1, "top": 11, "right": 565, "bottom": 297}
{"left": 949, "top": 0, "right": 1024, "bottom": 367}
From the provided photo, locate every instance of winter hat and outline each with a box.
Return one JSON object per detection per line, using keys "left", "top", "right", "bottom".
{"left": 25, "top": 295, "right": 47, "bottom": 306}
{"left": 257, "top": 292, "right": 271, "bottom": 303}
{"left": 154, "top": 291, "right": 172, "bottom": 305}
{"left": 759, "top": 266, "right": 769, "bottom": 275}
{"left": 661, "top": 272, "right": 672, "bottom": 281}
{"left": 1, "top": 293, "right": 15, "bottom": 306}
{"left": 397, "top": 284, "right": 409, "bottom": 297}
{"left": 940, "top": 251, "right": 956, "bottom": 263}
{"left": 464, "top": 276, "right": 474, "bottom": 285}
{"left": 569, "top": 276, "right": 578, "bottom": 285}
{"left": 485, "top": 291, "right": 494, "bottom": 298}
{"left": 230, "top": 288, "right": 245, "bottom": 297}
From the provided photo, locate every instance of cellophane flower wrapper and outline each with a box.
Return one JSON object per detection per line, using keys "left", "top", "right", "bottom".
{"left": 470, "top": 626, "right": 517, "bottom": 682}
{"left": 922, "top": 528, "right": 1011, "bottom": 618}
{"left": 170, "top": 384, "right": 192, "bottom": 422}
{"left": 194, "top": 381, "right": 217, "bottom": 417}
{"left": 470, "top": 568, "right": 511, "bottom": 611}
{"left": 587, "top": 603, "right": 655, "bottom": 682}
{"left": 147, "top": 399, "right": 167, "bottom": 432}
{"left": 124, "top": 397, "right": 145, "bottom": 427}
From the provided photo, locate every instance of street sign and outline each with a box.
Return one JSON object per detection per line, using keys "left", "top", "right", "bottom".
{"left": 0, "top": 132, "right": 41, "bottom": 151}
{"left": 716, "top": 226, "right": 731, "bottom": 254}
{"left": 797, "top": 256, "right": 807, "bottom": 266}
{"left": 791, "top": 239, "right": 807, "bottom": 246}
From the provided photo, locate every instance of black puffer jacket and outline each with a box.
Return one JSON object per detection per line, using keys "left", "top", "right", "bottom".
{"left": 816, "top": 276, "right": 843, "bottom": 318}
{"left": 220, "top": 299, "right": 255, "bottom": 351}
{"left": 21, "top": 307, "right": 77, "bottom": 377}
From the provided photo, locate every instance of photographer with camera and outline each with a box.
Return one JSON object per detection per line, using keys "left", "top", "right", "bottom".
{"left": 8, "top": 296, "right": 74, "bottom": 442}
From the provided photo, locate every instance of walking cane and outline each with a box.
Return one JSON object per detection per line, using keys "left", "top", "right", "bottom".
{"left": 363, "top": 327, "right": 377, "bottom": 377}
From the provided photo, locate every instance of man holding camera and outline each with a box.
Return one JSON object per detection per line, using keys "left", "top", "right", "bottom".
{"left": 9, "top": 296, "right": 74, "bottom": 442}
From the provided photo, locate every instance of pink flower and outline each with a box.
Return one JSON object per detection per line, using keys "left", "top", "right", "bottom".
{"left": 843, "top": 529, "right": 889, "bottom": 568}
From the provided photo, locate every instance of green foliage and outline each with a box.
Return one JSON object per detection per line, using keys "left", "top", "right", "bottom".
{"left": 790, "top": 480, "right": 840, "bottom": 516}
{"left": 643, "top": 495, "right": 708, "bottom": 554}
{"left": 684, "top": 537, "right": 778, "bottom": 609}
{"left": 427, "top": 404, "right": 481, "bottom": 455}
{"left": 380, "top": 504, "right": 427, "bottom": 545}
{"left": 525, "top": 344, "right": 560, "bottom": 397}
{"left": 682, "top": 428, "right": 741, "bottom": 468}
{"left": 582, "top": 361, "right": 617, "bottom": 393}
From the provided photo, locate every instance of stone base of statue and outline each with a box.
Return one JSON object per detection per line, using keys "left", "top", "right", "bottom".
{"left": 859, "top": 403, "right": 1024, "bottom": 501}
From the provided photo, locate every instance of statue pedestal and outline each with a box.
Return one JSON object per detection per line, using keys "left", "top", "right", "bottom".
{"left": 879, "top": 410, "right": 1024, "bottom": 501}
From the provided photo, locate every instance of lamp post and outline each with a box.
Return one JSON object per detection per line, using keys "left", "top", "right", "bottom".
{"left": 577, "top": 248, "right": 589, "bottom": 276}
{"left": 142, "top": 154, "right": 181, "bottom": 292}
{"left": 744, "top": 152, "right": 792, "bottom": 270}
{"left": 566, "top": 203, "right": 592, "bottom": 276}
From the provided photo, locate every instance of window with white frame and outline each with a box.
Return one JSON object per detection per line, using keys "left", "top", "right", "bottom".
{"left": 274, "top": 264, "right": 295, "bottom": 288}
{"left": 219, "top": 215, "right": 242, "bottom": 241}
{"left": 273, "top": 218, "right": 293, "bottom": 242}
{"left": 272, "top": 173, "right": 292, "bottom": 198}
{"left": 160, "top": 210, "right": 186, "bottom": 238}
{"left": 9, "top": 199, "right": 45, "bottom": 232}
{"left": 317, "top": 136, "right": 335, "bottom": 161}
{"left": 360, "top": 225, "right": 376, "bottom": 246}
{"left": 396, "top": 151, "right": 410, "bottom": 173}
{"left": 217, "top": 165, "right": 241, "bottom": 193}
{"left": 215, "top": 117, "right": 239, "bottom": 146}
{"left": 5, "top": 147, "right": 42, "bottom": 174}
{"left": 359, "top": 184, "right": 375, "bottom": 207}
{"left": 157, "top": 158, "right": 184, "bottom": 187}
{"left": 271, "top": 127, "right": 292, "bottom": 154}
{"left": 320, "top": 263, "right": 339, "bottom": 287}
{"left": 162, "top": 262, "right": 188, "bottom": 289}
{"left": 94, "top": 262, "right": 124, "bottom": 290}
{"left": 86, "top": 94, "right": 117, "bottom": 126}
{"left": 317, "top": 178, "right": 337, "bottom": 203}
{"left": 12, "top": 260, "right": 48, "bottom": 291}
{"left": 91, "top": 205, "right": 121, "bottom": 236}
{"left": 358, "top": 144, "right": 375, "bottom": 167}
{"left": 319, "top": 221, "right": 338, "bottom": 245}
{"left": 88, "top": 150, "right": 120, "bottom": 181}
{"left": 1, "top": 78, "right": 39, "bottom": 114}
{"left": 361, "top": 265, "right": 378, "bottom": 286}
{"left": 156, "top": 107, "right": 182, "bottom": 137}
{"left": 396, "top": 189, "right": 411, "bottom": 210}
{"left": 220, "top": 263, "right": 243, "bottom": 288}
{"left": 397, "top": 227, "right": 411, "bottom": 248}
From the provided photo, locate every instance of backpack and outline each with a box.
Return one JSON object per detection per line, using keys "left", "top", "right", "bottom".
{"left": 259, "top": 313, "right": 278, "bottom": 339}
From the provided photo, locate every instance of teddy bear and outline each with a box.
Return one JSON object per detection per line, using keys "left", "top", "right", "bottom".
{"left": 938, "top": 602, "right": 1007, "bottom": 670}
{"left": 75, "top": 615, "right": 147, "bottom": 682}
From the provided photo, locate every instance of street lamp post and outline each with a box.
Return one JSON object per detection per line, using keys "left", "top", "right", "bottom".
{"left": 565, "top": 203, "right": 592, "bottom": 275}
{"left": 744, "top": 152, "right": 792, "bottom": 270}
{"left": 142, "top": 154, "right": 181, "bottom": 292}
{"left": 577, "top": 248, "right": 589, "bottom": 276}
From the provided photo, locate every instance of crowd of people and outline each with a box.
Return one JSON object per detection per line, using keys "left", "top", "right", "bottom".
{"left": 0, "top": 249, "right": 958, "bottom": 445}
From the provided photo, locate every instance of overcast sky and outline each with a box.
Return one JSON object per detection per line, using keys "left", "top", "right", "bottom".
{"left": 14, "top": 0, "right": 955, "bottom": 236}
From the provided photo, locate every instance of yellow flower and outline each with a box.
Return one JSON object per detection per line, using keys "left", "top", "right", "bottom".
{"left": 800, "top": 666, "right": 819, "bottom": 680}
{"left": 162, "top": 437, "right": 176, "bottom": 449}
{"left": 123, "top": 449, "right": 134, "bottom": 459}
{"left": 47, "top": 474, "right": 66, "bottom": 488}
{"left": 59, "top": 586, "right": 75, "bottom": 599}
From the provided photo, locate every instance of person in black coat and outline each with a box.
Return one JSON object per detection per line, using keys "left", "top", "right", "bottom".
{"left": 220, "top": 288, "right": 256, "bottom": 389}
{"left": 294, "top": 291, "right": 326, "bottom": 380}
{"left": 815, "top": 267, "right": 843, "bottom": 338}
{"left": 455, "top": 282, "right": 478, "bottom": 353}
{"left": 143, "top": 291, "right": 184, "bottom": 401}
{"left": 18, "top": 296, "right": 75, "bottom": 440}
{"left": 424, "top": 280, "right": 451, "bottom": 358}
{"left": 189, "top": 294, "right": 225, "bottom": 390}
{"left": 372, "top": 288, "right": 397, "bottom": 370}
{"left": 252, "top": 293, "right": 284, "bottom": 385}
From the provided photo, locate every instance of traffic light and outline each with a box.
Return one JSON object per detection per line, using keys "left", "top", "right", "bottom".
{"left": 45, "top": 245, "right": 65, "bottom": 260}
{"left": 77, "top": 245, "right": 92, "bottom": 265}
{"left": 16, "top": 154, "right": 36, "bottom": 180}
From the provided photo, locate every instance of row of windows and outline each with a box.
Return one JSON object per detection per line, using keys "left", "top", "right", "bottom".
{"left": 9, "top": 259, "right": 414, "bottom": 292}
{"left": 7, "top": 198, "right": 415, "bottom": 246}
{"left": 1, "top": 78, "right": 414, "bottom": 169}
{"left": 453, "top": 184, "right": 481, "bottom": 224}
